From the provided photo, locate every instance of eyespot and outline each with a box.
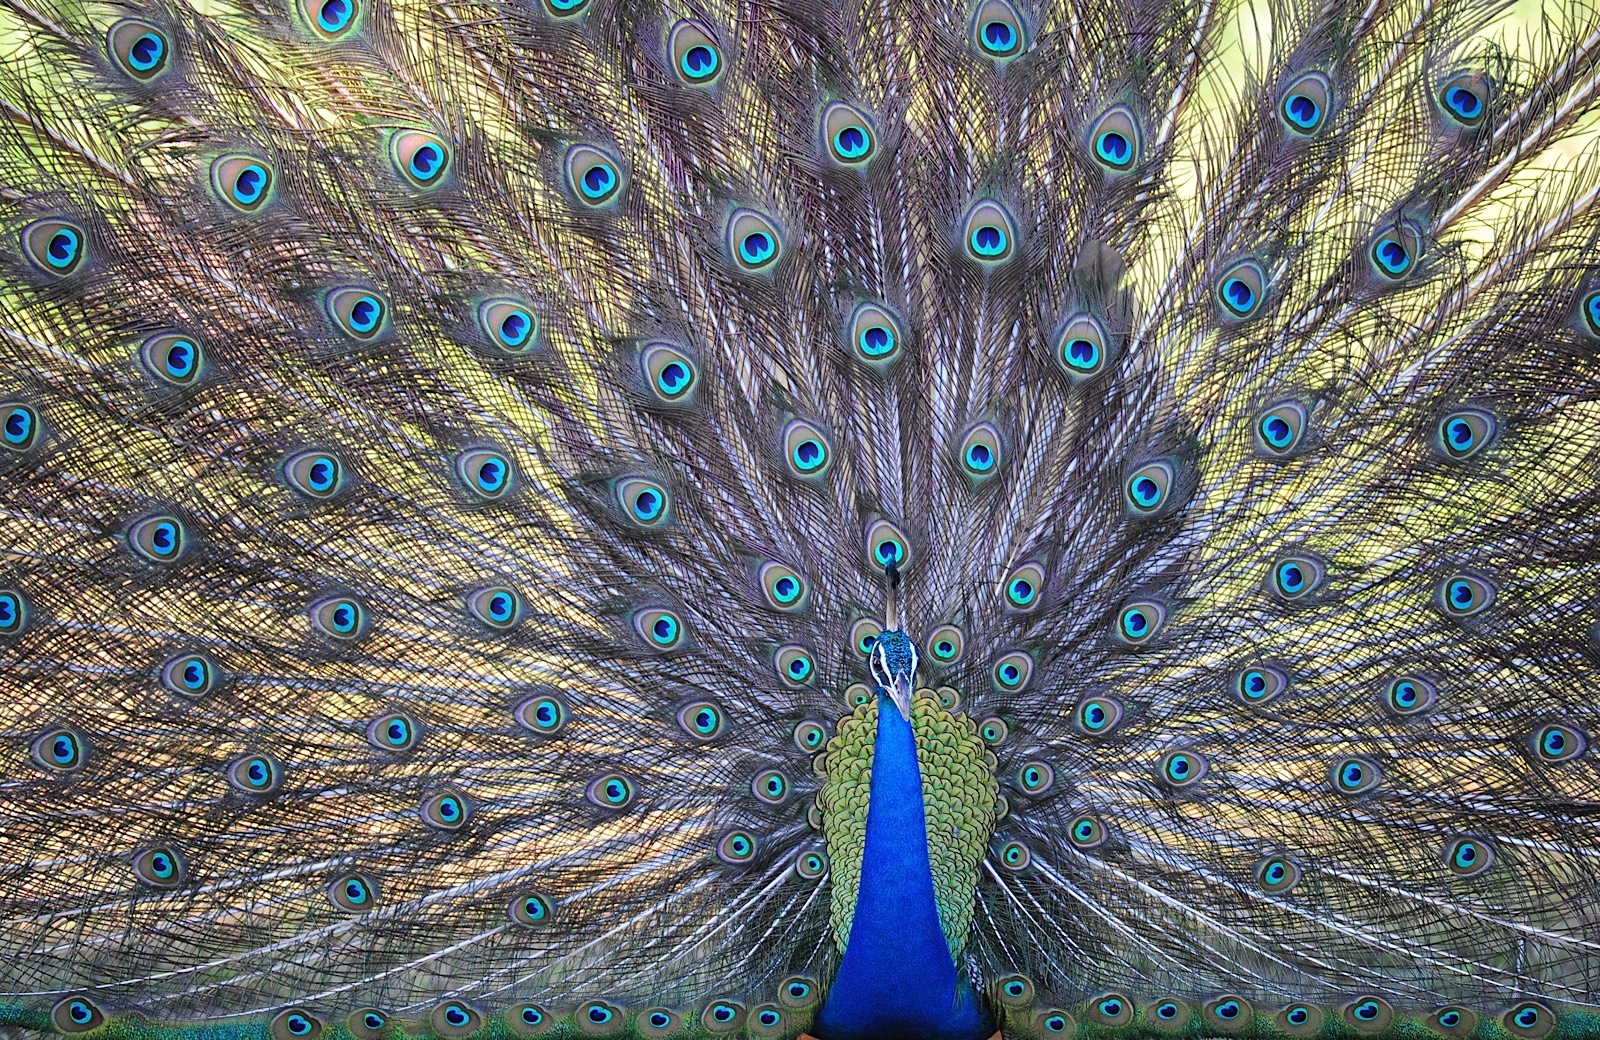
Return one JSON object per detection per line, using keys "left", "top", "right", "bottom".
{"left": 1234, "top": 665, "right": 1288, "bottom": 706}
{"left": 1124, "top": 460, "right": 1176, "bottom": 514}
{"left": 865, "top": 519, "right": 910, "bottom": 571}
{"left": 138, "top": 332, "right": 204, "bottom": 386}
{"left": 1068, "top": 813, "right": 1106, "bottom": 849}
{"left": 1089, "top": 994, "right": 1134, "bottom": 1027}
{"left": 669, "top": 20, "right": 722, "bottom": 84}
{"left": 1217, "top": 258, "right": 1267, "bottom": 320}
{"left": 775, "top": 645, "right": 815, "bottom": 686}
{"left": 849, "top": 301, "right": 903, "bottom": 365}
{"left": 1268, "top": 554, "right": 1325, "bottom": 601}
{"left": 727, "top": 208, "right": 782, "bottom": 271}
{"left": 1159, "top": 750, "right": 1208, "bottom": 787}
{"left": 676, "top": 700, "right": 724, "bottom": 740}
{"left": 1276, "top": 1005, "right": 1324, "bottom": 1036}
{"left": 795, "top": 848, "right": 828, "bottom": 879}
{"left": 634, "top": 607, "right": 684, "bottom": 650}
{"left": 564, "top": 144, "right": 623, "bottom": 205}
{"left": 107, "top": 19, "right": 169, "bottom": 80}
{"left": 508, "top": 891, "right": 555, "bottom": 927}
{"left": 1429, "top": 1007, "right": 1479, "bottom": 1038}
{"left": 304, "top": 0, "right": 360, "bottom": 39}
{"left": 271, "top": 1010, "right": 325, "bottom": 1040}
{"left": 618, "top": 478, "right": 669, "bottom": 525}
{"left": 641, "top": 342, "right": 697, "bottom": 401}
{"left": 999, "top": 563, "right": 1046, "bottom": 613}
{"left": 1533, "top": 722, "right": 1586, "bottom": 763}
{"left": 1035, "top": 1009, "right": 1076, "bottom": 1036}
{"left": 992, "top": 651, "right": 1032, "bottom": 690}
{"left": 822, "top": 101, "right": 876, "bottom": 165}
{"left": 717, "top": 830, "right": 757, "bottom": 864}
{"left": 309, "top": 595, "right": 366, "bottom": 640}
{"left": 477, "top": 298, "right": 539, "bottom": 355}
{"left": 0, "top": 588, "right": 26, "bottom": 636}
{"left": 994, "top": 974, "right": 1035, "bottom": 1007}
{"left": 793, "top": 720, "right": 826, "bottom": 753}
{"left": 778, "top": 976, "right": 821, "bottom": 1009}
{"left": 1331, "top": 755, "right": 1382, "bottom": 795}
{"left": 1503, "top": 1002, "right": 1555, "bottom": 1039}
{"left": 1016, "top": 762, "right": 1054, "bottom": 795}
{"left": 1437, "top": 572, "right": 1495, "bottom": 617}
{"left": 977, "top": 716, "right": 1009, "bottom": 745}
{"left": 849, "top": 620, "right": 882, "bottom": 659}
{"left": 160, "top": 652, "right": 218, "bottom": 698}
{"left": 507, "top": 1003, "right": 553, "bottom": 1037}
{"left": 971, "top": 0, "right": 1025, "bottom": 57}
{"left": 1088, "top": 105, "right": 1141, "bottom": 171}
{"left": 429, "top": 1002, "right": 481, "bottom": 1038}
{"left": 752, "top": 768, "right": 789, "bottom": 805}
{"left": 1, "top": 401, "right": 40, "bottom": 453}
{"left": 1439, "top": 71, "right": 1490, "bottom": 128}
{"left": 1370, "top": 221, "right": 1422, "bottom": 280}
{"left": 455, "top": 448, "right": 513, "bottom": 501}
{"left": 466, "top": 585, "right": 522, "bottom": 629}
{"left": 1445, "top": 835, "right": 1495, "bottom": 878}
{"left": 327, "top": 873, "right": 377, "bottom": 912}
{"left": 962, "top": 199, "right": 1017, "bottom": 263}
{"left": 702, "top": 1000, "right": 747, "bottom": 1034}
{"left": 31, "top": 728, "right": 86, "bottom": 773}
{"left": 926, "top": 624, "right": 964, "bottom": 664}
{"left": 1436, "top": 407, "right": 1495, "bottom": 459}
{"left": 1114, "top": 599, "right": 1167, "bottom": 646}
{"left": 227, "top": 753, "right": 284, "bottom": 794}
{"left": 758, "top": 561, "right": 806, "bottom": 610}
{"left": 22, "top": 218, "right": 85, "bottom": 277}
{"left": 586, "top": 772, "right": 637, "bottom": 809}
{"left": 211, "top": 155, "right": 274, "bottom": 213}
{"left": 1342, "top": 997, "right": 1393, "bottom": 1033}
{"left": 1383, "top": 675, "right": 1437, "bottom": 717}
{"left": 1054, "top": 313, "right": 1111, "bottom": 381}
{"left": 282, "top": 450, "right": 346, "bottom": 499}
{"left": 325, "top": 286, "right": 387, "bottom": 341}
{"left": 517, "top": 695, "right": 568, "bottom": 736}
{"left": 1581, "top": 289, "right": 1600, "bottom": 339}
{"left": 1204, "top": 996, "right": 1253, "bottom": 1032}
{"left": 542, "top": 0, "right": 587, "bottom": 15}
{"left": 387, "top": 130, "right": 451, "bottom": 190}
{"left": 1143, "top": 999, "right": 1188, "bottom": 1033}
{"left": 1076, "top": 696, "right": 1123, "bottom": 736}
{"left": 347, "top": 1009, "right": 388, "bottom": 1040}
{"left": 783, "top": 419, "right": 831, "bottom": 477}
{"left": 1279, "top": 70, "right": 1331, "bottom": 134}
{"left": 419, "top": 790, "right": 471, "bottom": 831}
{"left": 132, "top": 846, "right": 186, "bottom": 888}
{"left": 959, "top": 422, "right": 1002, "bottom": 478}
{"left": 127, "top": 515, "right": 189, "bottom": 564}
{"left": 639, "top": 1008, "right": 683, "bottom": 1038}
{"left": 998, "top": 840, "right": 1031, "bottom": 870}
{"left": 1254, "top": 854, "right": 1300, "bottom": 893}
{"left": 1255, "top": 401, "right": 1308, "bottom": 455}
{"left": 367, "top": 710, "right": 420, "bottom": 751}
{"left": 51, "top": 997, "right": 104, "bottom": 1034}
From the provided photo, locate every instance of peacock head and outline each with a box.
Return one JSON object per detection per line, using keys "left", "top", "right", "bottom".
{"left": 870, "top": 629, "right": 919, "bottom": 721}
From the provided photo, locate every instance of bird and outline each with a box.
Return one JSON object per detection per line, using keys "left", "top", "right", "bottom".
{"left": 2, "top": 0, "right": 1600, "bottom": 1034}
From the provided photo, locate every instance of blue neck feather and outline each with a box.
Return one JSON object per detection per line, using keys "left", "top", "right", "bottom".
{"left": 815, "top": 692, "right": 991, "bottom": 1039}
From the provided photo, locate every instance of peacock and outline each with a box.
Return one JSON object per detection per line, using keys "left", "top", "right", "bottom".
{"left": 3, "top": 0, "right": 1600, "bottom": 1035}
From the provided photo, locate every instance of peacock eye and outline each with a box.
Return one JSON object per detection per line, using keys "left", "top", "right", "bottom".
{"left": 849, "top": 301, "right": 903, "bottom": 365}
{"left": 962, "top": 199, "right": 1017, "bottom": 263}
{"left": 822, "top": 101, "right": 876, "bottom": 165}
{"left": 668, "top": 20, "right": 722, "bottom": 84}
{"left": 564, "top": 144, "right": 623, "bottom": 205}
{"left": 325, "top": 287, "right": 388, "bottom": 341}
{"left": 727, "top": 208, "right": 782, "bottom": 271}
{"left": 1278, "top": 71, "right": 1332, "bottom": 135}
{"left": 1088, "top": 105, "right": 1141, "bottom": 171}
{"left": 1216, "top": 258, "right": 1268, "bottom": 320}
{"left": 971, "top": 0, "right": 1025, "bottom": 58}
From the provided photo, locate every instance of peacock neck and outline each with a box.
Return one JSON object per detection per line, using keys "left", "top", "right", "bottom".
{"left": 815, "top": 692, "right": 989, "bottom": 1039}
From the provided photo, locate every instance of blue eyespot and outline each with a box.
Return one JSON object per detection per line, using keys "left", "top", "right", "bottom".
{"left": 283, "top": 449, "right": 346, "bottom": 499}
{"left": 517, "top": 695, "right": 568, "bottom": 736}
{"left": 587, "top": 772, "right": 636, "bottom": 808}
{"left": 1068, "top": 814, "right": 1106, "bottom": 849}
{"left": 727, "top": 209, "right": 782, "bottom": 271}
{"left": 670, "top": 20, "right": 722, "bottom": 83}
{"left": 752, "top": 769, "right": 789, "bottom": 804}
{"left": 564, "top": 144, "right": 623, "bottom": 205}
{"left": 784, "top": 419, "right": 830, "bottom": 476}
{"left": 1005, "top": 563, "right": 1044, "bottom": 609}
{"left": 1534, "top": 722, "right": 1586, "bottom": 763}
{"left": 455, "top": 448, "right": 512, "bottom": 500}
{"left": 325, "top": 286, "right": 387, "bottom": 341}
{"left": 1115, "top": 600, "right": 1167, "bottom": 645}
{"left": 1444, "top": 836, "right": 1494, "bottom": 877}
{"left": 1234, "top": 665, "right": 1288, "bottom": 706}
{"left": 776, "top": 645, "right": 815, "bottom": 685}
{"left": 866, "top": 519, "right": 909, "bottom": 570}
{"left": 1217, "top": 259, "right": 1267, "bottom": 319}
{"left": 22, "top": 218, "right": 85, "bottom": 277}
{"left": 1088, "top": 106, "right": 1141, "bottom": 171}
{"left": 0, "top": 588, "right": 28, "bottom": 636}
{"left": 1332, "top": 755, "right": 1381, "bottom": 794}
{"left": 619, "top": 478, "right": 669, "bottom": 525}
{"left": 1076, "top": 697, "right": 1122, "bottom": 736}
{"left": 310, "top": 595, "right": 366, "bottom": 640}
{"left": 228, "top": 753, "right": 284, "bottom": 794}
{"left": 1254, "top": 854, "right": 1300, "bottom": 893}
{"left": 993, "top": 651, "right": 1032, "bottom": 690}
{"left": 1159, "top": 750, "right": 1207, "bottom": 787}
{"left": 963, "top": 199, "right": 1016, "bottom": 262}
{"left": 508, "top": 891, "right": 555, "bottom": 927}
{"left": 32, "top": 728, "right": 87, "bottom": 773}
{"left": 1437, "top": 572, "right": 1495, "bottom": 617}
{"left": 161, "top": 653, "right": 218, "bottom": 698}
{"left": 1371, "top": 229, "right": 1414, "bottom": 278}
{"left": 367, "top": 710, "right": 420, "bottom": 751}
{"left": 823, "top": 102, "right": 876, "bottom": 165}
{"left": 271, "top": 1010, "right": 325, "bottom": 1040}
{"left": 467, "top": 585, "right": 522, "bottom": 630}
{"left": 1270, "top": 554, "right": 1324, "bottom": 600}
{"left": 52, "top": 997, "right": 105, "bottom": 1034}
{"left": 1436, "top": 407, "right": 1495, "bottom": 460}
{"left": 108, "top": 19, "right": 170, "bottom": 80}
{"left": 127, "top": 515, "right": 189, "bottom": 564}
{"left": 641, "top": 342, "right": 697, "bottom": 401}
{"left": 305, "top": 0, "right": 359, "bottom": 38}
{"left": 850, "top": 301, "right": 902, "bottom": 364}
{"left": 1124, "top": 460, "right": 1176, "bottom": 514}
{"left": 1256, "top": 401, "right": 1308, "bottom": 455}
{"left": 1, "top": 402, "right": 39, "bottom": 452}
{"left": 1504, "top": 1002, "right": 1553, "bottom": 1038}
{"left": 1439, "top": 73, "right": 1489, "bottom": 127}
{"left": 635, "top": 607, "right": 683, "bottom": 649}
{"left": 718, "top": 829, "right": 757, "bottom": 864}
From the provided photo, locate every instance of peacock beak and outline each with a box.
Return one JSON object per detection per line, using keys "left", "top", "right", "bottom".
{"left": 887, "top": 675, "right": 914, "bottom": 721}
